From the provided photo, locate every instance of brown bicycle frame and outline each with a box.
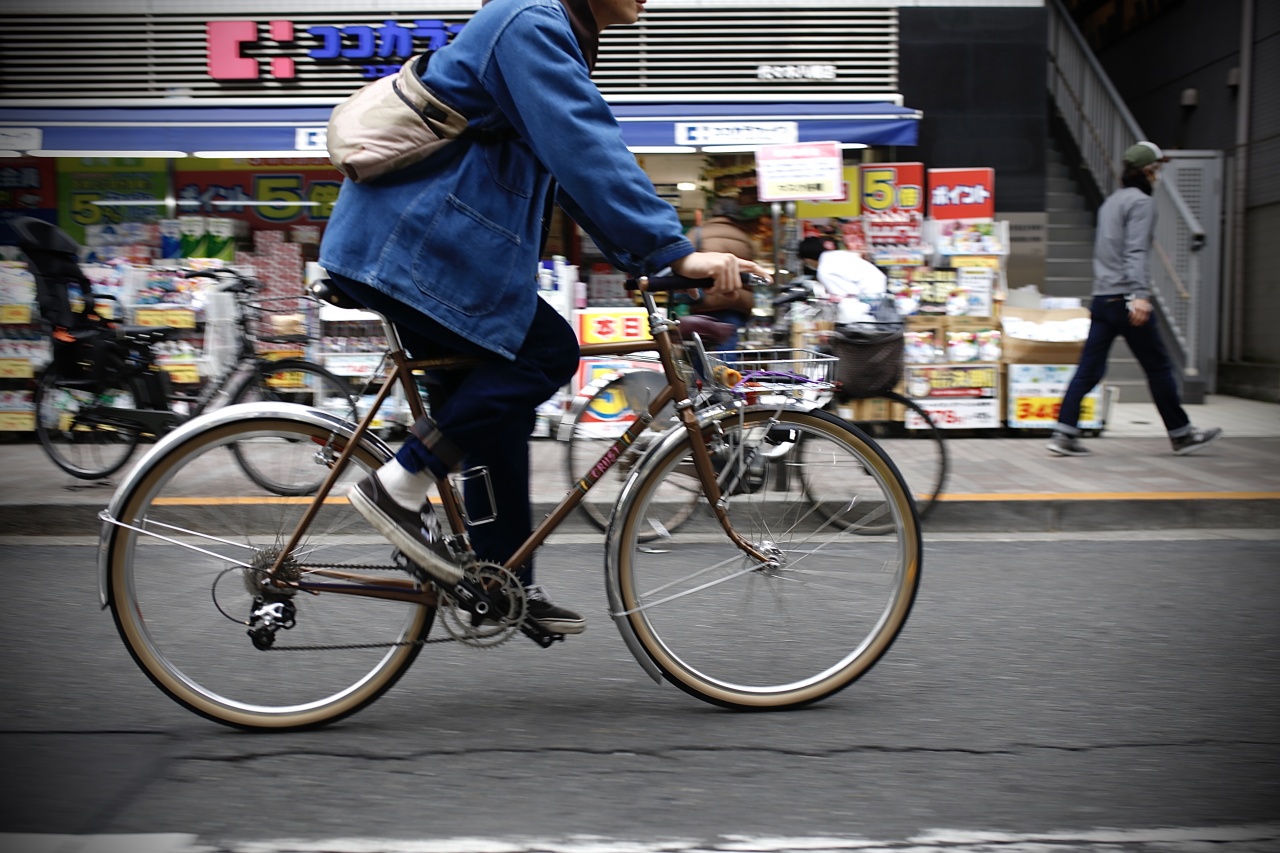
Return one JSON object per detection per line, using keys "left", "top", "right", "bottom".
{"left": 267, "top": 286, "right": 767, "bottom": 600}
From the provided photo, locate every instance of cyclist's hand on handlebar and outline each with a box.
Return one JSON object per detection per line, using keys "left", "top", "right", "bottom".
{"left": 670, "top": 252, "right": 771, "bottom": 294}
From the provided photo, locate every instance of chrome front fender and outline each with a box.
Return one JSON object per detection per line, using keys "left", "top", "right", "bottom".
{"left": 97, "top": 402, "right": 391, "bottom": 608}
{"left": 601, "top": 401, "right": 750, "bottom": 684}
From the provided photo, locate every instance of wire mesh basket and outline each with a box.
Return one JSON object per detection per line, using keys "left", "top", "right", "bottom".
{"left": 244, "top": 294, "right": 317, "bottom": 346}
{"left": 706, "top": 347, "right": 838, "bottom": 401}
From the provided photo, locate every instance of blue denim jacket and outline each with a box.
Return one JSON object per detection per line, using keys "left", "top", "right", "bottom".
{"left": 319, "top": 0, "right": 694, "bottom": 358}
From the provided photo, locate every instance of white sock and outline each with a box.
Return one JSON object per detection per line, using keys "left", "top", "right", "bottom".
{"left": 376, "top": 460, "right": 434, "bottom": 510}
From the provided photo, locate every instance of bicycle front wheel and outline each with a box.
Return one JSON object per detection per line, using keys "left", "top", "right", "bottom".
{"left": 105, "top": 414, "right": 433, "bottom": 730}
{"left": 34, "top": 366, "right": 144, "bottom": 479}
{"left": 229, "top": 359, "right": 361, "bottom": 495}
{"left": 610, "top": 408, "right": 921, "bottom": 710}
{"left": 563, "top": 369, "right": 700, "bottom": 539}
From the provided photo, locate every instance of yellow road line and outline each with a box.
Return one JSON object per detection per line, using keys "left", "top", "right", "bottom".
{"left": 937, "top": 491, "right": 1280, "bottom": 501}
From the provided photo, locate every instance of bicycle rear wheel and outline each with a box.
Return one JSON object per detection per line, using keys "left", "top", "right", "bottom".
{"left": 104, "top": 414, "right": 434, "bottom": 730}
{"left": 33, "top": 367, "right": 144, "bottom": 479}
{"left": 563, "top": 369, "right": 700, "bottom": 539}
{"left": 610, "top": 408, "right": 921, "bottom": 709}
{"left": 229, "top": 359, "right": 361, "bottom": 495}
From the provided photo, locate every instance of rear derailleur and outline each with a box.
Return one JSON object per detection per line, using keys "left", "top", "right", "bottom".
{"left": 246, "top": 594, "right": 297, "bottom": 650}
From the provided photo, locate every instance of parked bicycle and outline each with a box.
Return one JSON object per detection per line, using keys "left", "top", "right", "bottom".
{"left": 562, "top": 280, "right": 947, "bottom": 537}
{"left": 773, "top": 277, "right": 948, "bottom": 528}
{"left": 14, "top": 217, "right": 358, "bottom": 488}
{"left": 97, "top": 272, "right": 923, "bottom": 730}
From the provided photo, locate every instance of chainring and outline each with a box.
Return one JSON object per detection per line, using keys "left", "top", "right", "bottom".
{"left": 437, "top": 562, "right": 527, "bottom": 649}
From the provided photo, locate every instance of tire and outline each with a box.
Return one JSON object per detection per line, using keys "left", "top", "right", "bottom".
{"left": 33, "top": 366, "right": 144, "bottom": 480}
{"left": 105, "top": 416, "right": 434, "bottom": 731}
{"left": 229, "top": 359, "right": 361, "bottom": 496}
{"left": 834, "top": 391, "right": 948, "bottom": 533}
{"left": 610, "top": 408, "right": 921, "bottom": 709}
{"left": 564, "top": 369, "right": 700, "bottom": 539}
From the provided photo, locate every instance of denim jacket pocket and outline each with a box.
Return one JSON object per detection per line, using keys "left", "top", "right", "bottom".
{"left": 413, "top": 194, "right": 522, "bottom": 316}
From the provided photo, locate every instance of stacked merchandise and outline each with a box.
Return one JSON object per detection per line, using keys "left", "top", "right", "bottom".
{"left": 1000, "top": 290, "right": 1103, "bottom": 430}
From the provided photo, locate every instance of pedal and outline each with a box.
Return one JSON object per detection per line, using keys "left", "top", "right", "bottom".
{"left": 520, "top": 616, "right": 563, "bottom": 648}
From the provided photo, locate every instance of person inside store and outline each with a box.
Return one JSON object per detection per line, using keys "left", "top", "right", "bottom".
{"left": 1047, "top": 140, "right": 1221, "bottom": 457}
{"left": 683, "top": 196, "right": 758, "bottom": 350}
{"left": 797, "top": 234, "right": 889, "bottom": 324}
{"left": 318, "top": 0, "right": 772, "bottom": 634}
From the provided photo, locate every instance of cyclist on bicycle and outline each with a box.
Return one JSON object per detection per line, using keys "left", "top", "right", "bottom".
{"left": 319, "top": 0, "right": 771, "bottom": 634}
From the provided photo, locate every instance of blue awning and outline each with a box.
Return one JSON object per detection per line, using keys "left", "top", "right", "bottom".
{"left": 612, "top": 102, "right": 920, "bottom": 148}
{"left": 1, "top": 101, "right": 919, "bottom": 155}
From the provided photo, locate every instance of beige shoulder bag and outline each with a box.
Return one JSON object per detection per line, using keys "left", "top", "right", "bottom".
{"left": 327, "top": 54, "right": 470, "bottom": 183}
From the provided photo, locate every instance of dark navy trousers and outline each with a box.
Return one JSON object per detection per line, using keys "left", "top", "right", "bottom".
{"left": 1057, "top": 295, "right": 1189, "bottom": 435}
{"left": 328, "top": 273, "right": 579, "bottom": 583}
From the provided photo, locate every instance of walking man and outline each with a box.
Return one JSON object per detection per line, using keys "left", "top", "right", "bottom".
{"left": 1048, "top": 141, "right": 1222, "bottom": 457}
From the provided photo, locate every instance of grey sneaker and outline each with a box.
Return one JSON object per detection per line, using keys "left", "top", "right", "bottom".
{"left": 524, "top": 584, "right": 585, "bottom": 635}
{"left": 1172, "top": 427, "right": 1223, "bottom": 456}
{"left": 346, "top": 475, "right": 463, "bottom": 585}
{"left": 1047, "top": 433, "right": 1090, "bottom": 456}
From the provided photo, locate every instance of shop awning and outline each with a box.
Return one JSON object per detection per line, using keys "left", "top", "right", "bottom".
{"left": 1, "top": 101, "right": 919, "bottom": 156}
{"left": 611, "top": 102, "right": 921, "bottom": 149}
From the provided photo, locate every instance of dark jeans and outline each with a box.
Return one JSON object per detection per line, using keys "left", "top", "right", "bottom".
{"left": 1057, "top": 295, "right": 1189, "bottom": 435}
{"left": 328, "top": 273, "right": 579, "bottom": 583}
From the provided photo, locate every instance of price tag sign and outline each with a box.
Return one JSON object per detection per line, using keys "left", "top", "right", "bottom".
{"left": 0, "top": 304, "right": 33, "bottom": 324}
{"left": 0, "top": 358, "right": 34, "bottom": 379}
{"left": 1006, "top": 364, "right": 1103, "bottom": 429}
{"left": 134, "top": 307, "right": 168, "bottom": 327}
{"left": 166, "top": 308, "right": 197, "bottom": 329}
{"left": 755, "top": 142, "right": 844, "bottom": 202}
{"left": 0, "top": 411, "right": 36, "bottom": 431}
{"left": 162, "top": 362, "right": 201, "bottom": 384}
{"left": 267, "top": 372, "right": 303, "bottom": 388}
{"left": 323, "top": 353, "right": 381, "bottom": 377}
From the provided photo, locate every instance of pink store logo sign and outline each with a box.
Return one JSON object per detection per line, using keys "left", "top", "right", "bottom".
{"left": 207, "top": 21, "right": 298, "bottom": 80}
{"left": 206, "top": 19, "right": 466, "bottom": 81}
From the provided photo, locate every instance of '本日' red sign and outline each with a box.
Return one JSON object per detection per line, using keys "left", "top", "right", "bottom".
{"left": 928, "top": 167, "right": 995, "bottom": 220}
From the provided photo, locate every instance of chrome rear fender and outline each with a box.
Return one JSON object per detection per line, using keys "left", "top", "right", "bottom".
{"left": 97, "top": 402, "right": 390, "bottom": 607}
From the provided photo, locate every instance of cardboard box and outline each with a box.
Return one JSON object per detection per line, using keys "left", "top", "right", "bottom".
{"left": 1000, "top": 306, "right": 1091, "bottom": 364}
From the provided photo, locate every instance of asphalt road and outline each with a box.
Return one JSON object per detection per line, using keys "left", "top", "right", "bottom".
{"left": 2, "top": 533, "right": 1278, "bottom": 852}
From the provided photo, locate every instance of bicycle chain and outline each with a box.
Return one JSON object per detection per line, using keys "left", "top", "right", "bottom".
{"left": 257, "top": 561, "right": 523, "bottom": 652}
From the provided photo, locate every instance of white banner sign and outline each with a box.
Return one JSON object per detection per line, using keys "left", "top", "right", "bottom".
{"left": 755, "top": 141, "right": 844, "bottom": 202}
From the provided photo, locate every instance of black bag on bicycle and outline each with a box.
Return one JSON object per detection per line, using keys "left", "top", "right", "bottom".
{"left": 830, "top": 298, "right": 905, "bottom": 398}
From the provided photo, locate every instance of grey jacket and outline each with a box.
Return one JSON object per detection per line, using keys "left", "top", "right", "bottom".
{"left": 1092, "top": 186, "right": 1156, "bottom": 300}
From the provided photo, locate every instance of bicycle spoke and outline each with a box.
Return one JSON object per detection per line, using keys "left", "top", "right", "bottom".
{"left": 614, "top": 408, "right": 920, "bottom": 708}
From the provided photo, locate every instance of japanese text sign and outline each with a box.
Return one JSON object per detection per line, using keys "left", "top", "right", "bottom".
{"left": 755, "top": 142, "right": 844, "bottom": 202}
{"left": 928, "top": 167, "right": 995, "bottom": 220}
{"left": 859, "top": 163, "right": 925, "bottom": 215}
{"left": 575, "top": 308, "right": 650, "bottom": 345}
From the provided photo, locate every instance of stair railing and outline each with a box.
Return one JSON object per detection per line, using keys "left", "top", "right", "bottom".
{"left": 1047, "top": 0, "right": 1215, "bottom": 387}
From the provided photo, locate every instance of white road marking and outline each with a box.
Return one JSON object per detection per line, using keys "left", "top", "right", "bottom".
{"left": 5, "top": 824, "right": 1277, "bottom": 853}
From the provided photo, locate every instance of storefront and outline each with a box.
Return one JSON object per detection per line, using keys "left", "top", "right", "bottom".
{"left": 1, "top": 2, "right": 921, "bottom": 246}
{"left": 0, "top": 1, "right": 929, "bottom": 432}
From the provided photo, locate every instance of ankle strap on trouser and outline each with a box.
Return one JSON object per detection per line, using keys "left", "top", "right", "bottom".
{"left": 409, "top": 416, "right": 464, "bottom": 471}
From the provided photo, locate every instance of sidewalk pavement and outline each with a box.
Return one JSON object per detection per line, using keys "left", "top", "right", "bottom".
{"left": 2, "top": 395, "right": 1277, "bottom": 537}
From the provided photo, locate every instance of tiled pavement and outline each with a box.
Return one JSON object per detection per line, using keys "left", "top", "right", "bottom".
{"left": 2, "top": 394, "right": 1277, "bottom": 536}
